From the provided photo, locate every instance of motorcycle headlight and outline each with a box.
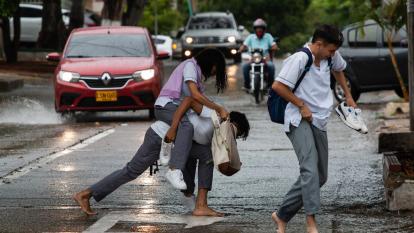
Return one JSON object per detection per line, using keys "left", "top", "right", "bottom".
{"left": 185, "top": 37, "right": 194, "bottom": 44}
{"left": 227, "top": 36, "right": 236, "bottom": 43}
{"left": 132, "top": 69, "right": 155, "bottom": 81}
{"left": 252, "top": 52, "right": 262, "bottom": 63}
{"left": 58, "top": 71, "right": 80, "bottom": 82}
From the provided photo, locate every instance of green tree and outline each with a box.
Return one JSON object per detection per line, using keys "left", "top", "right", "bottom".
{"left": 305, "top": 0, "right": 371, "bottom": 28}
{"left": 368, "top": 0, "right": 408, "bottom": 101}
{"left": 138, "top": 0, "right": 186, "bottom": 35}
{"left": 198, "top": 0, "right": 311, "bottom": 54}
{"left": 0, "top": 0, "right": 20, "bottom": 63}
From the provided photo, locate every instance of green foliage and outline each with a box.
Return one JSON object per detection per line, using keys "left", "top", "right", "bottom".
{"left": 368, "top": 0, "right": 406, "bottom": 31}
{"left": 0, "top": 0, "right": 18, "bottom": 17}
{"left": 199, "top": 0, "right": 310, "bottom": 36}
{"left": 305, "top": 0, "right": 371, "bottom": 29}
{"left": 138, "top": 0, "right": 187, "bottom": 36}
{"left": 279, "top": 32, "right": 310, "bottom": 55}
{"left": 198, "top": 0, "right": 310, "bottom": 53}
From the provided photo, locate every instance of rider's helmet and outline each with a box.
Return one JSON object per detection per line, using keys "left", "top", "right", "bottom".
{"left": 253, "top": 18, "right": 266, "bottom": 38}
{"left": 253, "top": 18, "right": 267, "bottom": 30}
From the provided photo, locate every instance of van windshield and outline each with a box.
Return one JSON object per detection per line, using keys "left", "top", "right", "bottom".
{"left": 188, "top": 16, "right": 235, "bottom": 30}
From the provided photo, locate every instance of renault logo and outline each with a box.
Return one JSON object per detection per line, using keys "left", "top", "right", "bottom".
{"left": 101, "top": 73, "right": 111, "bottom": 85}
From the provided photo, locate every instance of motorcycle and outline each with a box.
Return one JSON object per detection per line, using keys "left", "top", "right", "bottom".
{"left": 249, "top": 48, "right": 268, "bottom": 104}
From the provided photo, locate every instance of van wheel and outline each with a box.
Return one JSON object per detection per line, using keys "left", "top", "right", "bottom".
{"left": 332, "top": 77, "right": 360, "bottom": 102}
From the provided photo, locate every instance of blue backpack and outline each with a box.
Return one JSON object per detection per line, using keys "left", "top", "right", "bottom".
{"left": 267, "top": 47, "right": 332, "bottom": 124}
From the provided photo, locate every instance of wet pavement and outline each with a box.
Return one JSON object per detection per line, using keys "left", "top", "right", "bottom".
{"left": 0, "top": 59, "right": 413, "bottom": 232}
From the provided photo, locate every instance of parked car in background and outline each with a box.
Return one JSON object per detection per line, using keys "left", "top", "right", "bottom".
{"left": 10, "top": 4, "right": 69, "bottom": 43}
{"left": 10, "top": 4, "right": 101, "bottom": 43}
{"left": 181, "top": 11, "right": 244, "bottom": 63}
{"left": 62, "top": 9, "right": 102, "bottom": 27}
{"left": 152, "top": 35, "right": 173, "bottom": 57}
{"left": 334, "top": 20, "right": 408, "bottom": 102}
{"left": 47, "top": 26, "right": 169, "bottom": 118}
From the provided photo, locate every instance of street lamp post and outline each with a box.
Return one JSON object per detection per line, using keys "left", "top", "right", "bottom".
{"left": 408, "top": 0, "right": 414, "bottom": 131}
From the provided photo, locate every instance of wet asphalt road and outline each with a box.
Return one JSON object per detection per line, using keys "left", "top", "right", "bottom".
{"left": 0, "top": 59, "right": 413, "bottom": 233}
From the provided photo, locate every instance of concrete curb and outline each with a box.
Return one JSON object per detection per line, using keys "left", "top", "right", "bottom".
{"left": 0, "top": 77, "right": 24, "bottom": 92}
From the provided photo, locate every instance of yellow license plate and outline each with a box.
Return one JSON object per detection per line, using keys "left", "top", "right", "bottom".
{"left": 95, "top": 91, "right": 117, "bottom": 102}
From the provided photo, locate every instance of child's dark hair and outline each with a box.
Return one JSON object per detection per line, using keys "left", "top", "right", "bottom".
{"left": 229, "top": 111, "right": 250, "bottom": 140}
{"left": 194, "top": 48, "right": 227, "bottom": 93}
{"left": 311, "top": 24, "right": 344, "bottom": 47}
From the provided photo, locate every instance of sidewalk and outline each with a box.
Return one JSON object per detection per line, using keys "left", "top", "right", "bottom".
{"left": 0, "top": 61, "right": 55, "bottom": 92}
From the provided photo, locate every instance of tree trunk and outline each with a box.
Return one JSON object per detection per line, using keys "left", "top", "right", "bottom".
{"left": 0, "top": 2, "right": 20, "bottom": 63}
{"left": 101, "top": 0, "right": 124, "bottom": 26}
{"left": 122, "top": 0, "right": 147, "bottom": 26}
{"left": 37, "top": 0, "right": 67, "bottom": 50}
{"left": 69, "top": 0, "right": 84, "bottom": 32}
{"left": 386, "top": 32, "right": 409, "bottom": 101}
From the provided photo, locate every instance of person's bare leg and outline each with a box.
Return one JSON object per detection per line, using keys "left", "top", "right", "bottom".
{"left": 192, "top": 188, "right": 224, "bottom": 217}
{"left": 73, "top": 189, "right": 97, "bottom": 215}
{"left": 271, "top": 212, "right": 286, "bottom": 233}
{"left": 306, "top": 215, "right": 318, "bottom": 233}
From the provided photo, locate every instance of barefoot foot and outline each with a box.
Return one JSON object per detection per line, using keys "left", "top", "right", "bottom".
{"left": 192, "top": 206, "right": 224, "bottom": 217}
{"left": 306, "top": 215, "right": 318, "bottom": 233}
{"left": 73, "top": 190, "right": 97, "bottom": 215}
{"left": 271, "top": 212, "right": 286, "bottom": 233}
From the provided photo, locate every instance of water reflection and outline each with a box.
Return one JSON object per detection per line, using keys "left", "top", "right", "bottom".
{"left": 55, "top": 164, "right": 75, "bottom": 172}
{"left": 130, "top": 225, "right": 160, "bottom": 232}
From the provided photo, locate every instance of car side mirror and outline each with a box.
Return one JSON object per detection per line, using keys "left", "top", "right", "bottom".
{"left": 157, "top": 51, "right": 170, "bottom": 60}
{"left": 238, "top": 25, "right": 245, "bottom": 32}
{"left": 46, "top": 52, "right": 61, "bottom": 62}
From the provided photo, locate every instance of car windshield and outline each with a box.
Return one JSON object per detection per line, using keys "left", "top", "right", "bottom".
{"left": 188, "top": 16, "right": 234, "bottom": 30}
{"left": 65, "top": 34, "right": 151, "bottom": 58}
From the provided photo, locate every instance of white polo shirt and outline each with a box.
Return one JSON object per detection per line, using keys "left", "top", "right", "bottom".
{"left": 275, "top": 44, "right": 347, "bottom": 132}
{"left": 151, "top": 106, "right": 214, "bottom": 145}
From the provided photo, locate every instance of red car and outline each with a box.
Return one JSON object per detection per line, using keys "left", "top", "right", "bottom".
{"left": 47, "top": 26, "right": 169, "bottom": 118}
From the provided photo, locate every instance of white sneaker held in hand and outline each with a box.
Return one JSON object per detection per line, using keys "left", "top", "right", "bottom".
{"left": 335, "top": 102, "right": 362, "bottom": 131}
{"left": 165, "top": 168, "right": 187, "bottom": 190}
{"left": 354, "top": 108, "right": 368, "bottom": 134}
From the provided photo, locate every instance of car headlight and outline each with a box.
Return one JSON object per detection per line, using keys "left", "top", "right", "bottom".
{"left": 185, "top": 37, "right": 193, "bottom": 44}
{"left": 132, "top": 69, "right": 155, "bottom": 81}
{"left": 58, "top": 71, "right": 80, "bottom": 82}
{"left": 252, "top": 52, "right": 262, "bottom": 63}
{"left": 227, "top": 36, "right": 236, "bottom": 43}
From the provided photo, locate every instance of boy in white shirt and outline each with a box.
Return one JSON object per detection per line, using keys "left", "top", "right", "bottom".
{"left": 271, "top": 25, "right": 357, "bottom": 233}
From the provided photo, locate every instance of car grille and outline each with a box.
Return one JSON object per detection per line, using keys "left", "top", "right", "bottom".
{"left": 80, "top": 75, "right": 133, "bottom": 89}
{"left": 77, "top": 96, "right": 136, "bottom": 107}
{"left": 195, "top": 36, "right": 222, "bottom": 44}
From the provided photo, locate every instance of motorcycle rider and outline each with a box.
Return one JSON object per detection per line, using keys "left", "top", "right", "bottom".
{"left": 238, "top": 18, "right": 279, "bottom": 90}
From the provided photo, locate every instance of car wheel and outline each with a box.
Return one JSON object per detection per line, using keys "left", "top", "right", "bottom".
{"left": 149, "top": 108, "right": 155, "bottom": 120}
{"left": 234, "top": 54, "right": 242, "bottom": 63}
{"left": 332, "top": 77, "right": 360, "bottom": 102}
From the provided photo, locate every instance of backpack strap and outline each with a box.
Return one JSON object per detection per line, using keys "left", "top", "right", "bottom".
{"left": 293, "top": 47, "right": 313, "bottom": 92}
{"left": 327, "top": 57, "right": 333, "bottom": 69}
